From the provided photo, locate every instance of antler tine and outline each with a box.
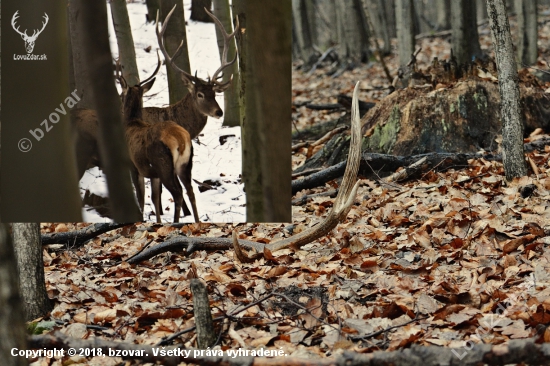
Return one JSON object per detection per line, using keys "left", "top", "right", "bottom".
{"left": 11, "top": 11, "right": 27, "bottom": 37}
{"left": 204, "top": 7, "right": 239, "bottom": 82}
{"left": 114, "top": 59, "right": 128, "bottom": 90}
{"left": 155, "top": 6, "right": 196, "bottom": 81}
{"left": 140, "top": 50, "right": 162, "bottom": 86}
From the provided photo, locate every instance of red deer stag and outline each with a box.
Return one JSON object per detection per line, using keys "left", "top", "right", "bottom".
{"left": 119, "top": 67, "right": 199, "bottom": 223}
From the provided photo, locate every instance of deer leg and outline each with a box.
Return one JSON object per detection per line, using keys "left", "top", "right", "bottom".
{"left": 130, "top": 168, "right": 145, "bottom": 213}
{"left": 74, "top": 138, "right": 96, "bottom": 180}
{"left": 151, "top": 178, "right": 162, "bottom": 223}
{"left": 178, "top": 162, "right": 199, "bottom": 223}
{"left": 159, "top": 171, "right": 184, "bottom": 223}
{"left": 157, "top": 184, "right": 164, "bottom": 215}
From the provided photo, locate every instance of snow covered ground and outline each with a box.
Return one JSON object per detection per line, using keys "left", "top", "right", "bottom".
{"left": 80, "top": 1, "right": 245, "bottom": 223}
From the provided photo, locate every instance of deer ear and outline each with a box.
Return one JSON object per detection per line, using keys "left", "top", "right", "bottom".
{"left": 142, "top": 78, "right": 156, "bottom": 93}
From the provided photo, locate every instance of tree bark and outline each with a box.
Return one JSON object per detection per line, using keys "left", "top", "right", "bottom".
{"left": 0, "top": 225, "right": 27, "bottom": 366}
{"left": 213, "top": 0, "right": 241, "bottom": 127}
{"left": 75, "top": 0, "right": 142, "bottom": 222}
{"left": 145, "top": 0, "right": 160, "bottom": 23}
{"left": 452, "top": 0, "right": 483, "bottom": 64}
{"left": 110, "top": 0, "right": 140, "bottom": 86}
{"left": 396, "top": 0, "right": 416, "bottom": 67}
{"left": 12, "top": 223, "right": 52, "bottom": 321}
{"left": 69, "top": 1, "right": 93, "bottom": 109}
{"left": 190, "top": 0, "right": 213, "bottom": 22}
{"left": 486, "top": 0, "right": 528, "bottom": 179}
{"left": 436, "top": 0, "right": 451, "bottom": 30}
{"left": 292, "top": 0, "right": 315, "bottom": 66}
{"left": 190, "top": 279, "right": 216, "bottom": 348}
{"left": 2, "top": 1, "right": 82, "bottom": 221}
{"left": 335, "top": 0, "right": 368, "bottom": 66}
{"left": 160, "top": 0, "right": 192, "bottom": 104}
{"left": 515, "top": 0, "right": 538, "bottom": 65}
{"left": 247, "top": 0, "right": 292, "bottom": 221}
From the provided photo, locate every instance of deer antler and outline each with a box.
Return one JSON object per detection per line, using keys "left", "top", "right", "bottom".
{"left": 32, "top": 13, "right": 49, "bottom": 39}
{"left": 11, "top": 11, "right": 27, "bottom": 38}
{"left": 203, "top": 7, "right": 239, "bottom": 88}
{"left": 263, "top": 81, "right": 363, "bottom": 253}
{"left": 155, "top": 6, "right": 198, "bottom": 83}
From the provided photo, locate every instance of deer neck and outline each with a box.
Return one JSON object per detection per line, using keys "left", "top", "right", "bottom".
{"left": 172, "top": 93, "right": 209, "bottom": 139}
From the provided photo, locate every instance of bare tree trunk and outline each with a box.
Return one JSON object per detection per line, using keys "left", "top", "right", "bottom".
{"left": 213, "top": 0, "right": 241, "bottom": 127}
{"left": 191, "top": 0, "right": 213, "bottom": 22}
{"left": 234, "top": 0, "right": 263, "bottom": 221}
{"left": 12, "top": 223, "right": 52, "bottom": 321}
{"left": 452, "top": 0, "right": 483, "bottom": 64}
{"left": 248, "top": 0, "right": 292, "bottom": 221}
{"left": 69, "top": 1, "right": 93, "bottom": 109}
{"left": 146, "top": 0, "right": 160, "bottom": 23}
{"left": 336, "top": 0, "right": 368, "bottom": 66}
{"left": 486, "top": 0, "right": 528, "bottom": 179}
{"left": 436, "top": 0, "right": 451, "bottom": 30}
{"left": 396, "top": 0, "right": 416, "bottom": 67}
{"left": 160, "top": 0, "right": 192, "bottom": 103}
{"left": 292, "top": 0, "right": 315, "bottom": 66}
{"left": 75, "top": 0, "right": 143, "bottom": 221}
{"left": 477, "top": 0, "right": 488, "bottom": 21}
{"left": 2, "top": 1, "right": 82, "bottom": 221}
{"left": 515, "top": 0, "right": 538, "bottom": 65}
{"left": 110, "top": 0, "right": 140, "bottom": 86}
{"left": 365, "top": 0, "right": 392, "bottom": 54}
{"left": 0, "top": 225, "right": 27, "bottom": 366}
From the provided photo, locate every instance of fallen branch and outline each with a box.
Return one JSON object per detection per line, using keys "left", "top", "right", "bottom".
{"left": 292, "top": 151, "right": 501, "bottom": 194}
{"left": 41, "top": 223, "right": 128, "bottom": 247}
{"left": 29, "top": 332, "right": 550, "bottom": 366}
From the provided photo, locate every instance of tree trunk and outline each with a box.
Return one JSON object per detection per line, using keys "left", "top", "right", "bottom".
{"left": 452, "top": 0, "right": 483, "bottom": 64}
{"left": 486, "top": 0, "right": 528, "bottom": 179}
{"left": 160, "top": 0, "right": 192, "bottom": 104}
{"left": 396, "top": 0, "right": 416, "bottom": 67}
{"left": 190, "top": 0, "right": 214, "bottom": 22}
{"left": 515, "top": 0, "right": 538, "bottom": 65}
{"left": 213, "top": 0, "right": 241, "bottom": 127}
{"left": 75, "top": 0, "right": 143, "bottom": 222}
{"left": 292, "top": 0, "right": 315, "bottom": 66}
{"left": 0, "top": 225, "right": 27, "bottom": 366}
{"left": 69, "top": 2, "right": 93, "bottom": 109}
{"left": 313, "top": 0, "right": 338, "bottom": 51}
{"left": 477, "top": 0, "right": 488, "bottom": 21}
{"left": 110, "top": 0, "right": 140, "bottom": 86}
{"left": 436, "top": 0, "right": 451, "bottom": 30}
{"left": 234, "top": 0, "right": 262, "bottom": 221}
{"left": 146, "top": 0, "right": 160, "bottom": 23}
{"left": 335, "top": 0, "right": 368, "bottom": 66}
{"left": 248, "top": 0, "right": 292, "bottom": 221}
{"left": 12, "top": 223, "right": 52, "bottom": 321}
{"left": 2, "top": 1, "right": 82, "bottom": 221}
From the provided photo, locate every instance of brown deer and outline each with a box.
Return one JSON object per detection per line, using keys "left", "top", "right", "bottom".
{"left": 72, "top": 5, "right": 238, "bottom": 221}
{"left": 119, "top": 66, "right": 199, "bottom": 223}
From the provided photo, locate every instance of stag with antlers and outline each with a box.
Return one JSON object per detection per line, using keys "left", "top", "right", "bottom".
{"left": 118, "top": 57, "right": 199, "bottom": 224}
{"left": 11, "top": 11, "right": 49, "bottom": 53}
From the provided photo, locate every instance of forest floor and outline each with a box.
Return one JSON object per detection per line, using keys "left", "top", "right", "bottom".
{"left": 30, "top": 9, "right": 550, "bottom": 366}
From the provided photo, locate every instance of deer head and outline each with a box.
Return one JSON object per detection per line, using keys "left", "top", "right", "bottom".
{"left": 11, "top": 11, "right": 49, "bottom": 53}
{"left": 155, "top": 5, "right": 239, "bottom": 119}
{"left": 116, "top": 52, "right": 162, "bottom": 121}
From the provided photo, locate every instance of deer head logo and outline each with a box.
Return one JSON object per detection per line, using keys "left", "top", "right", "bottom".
{"left": 11, "top": 11, "right": 49, "bottom": 54}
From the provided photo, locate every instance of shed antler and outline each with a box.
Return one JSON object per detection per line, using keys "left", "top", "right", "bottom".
{"left": 253, "top": 81, "right": 363, "bottom": 253}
